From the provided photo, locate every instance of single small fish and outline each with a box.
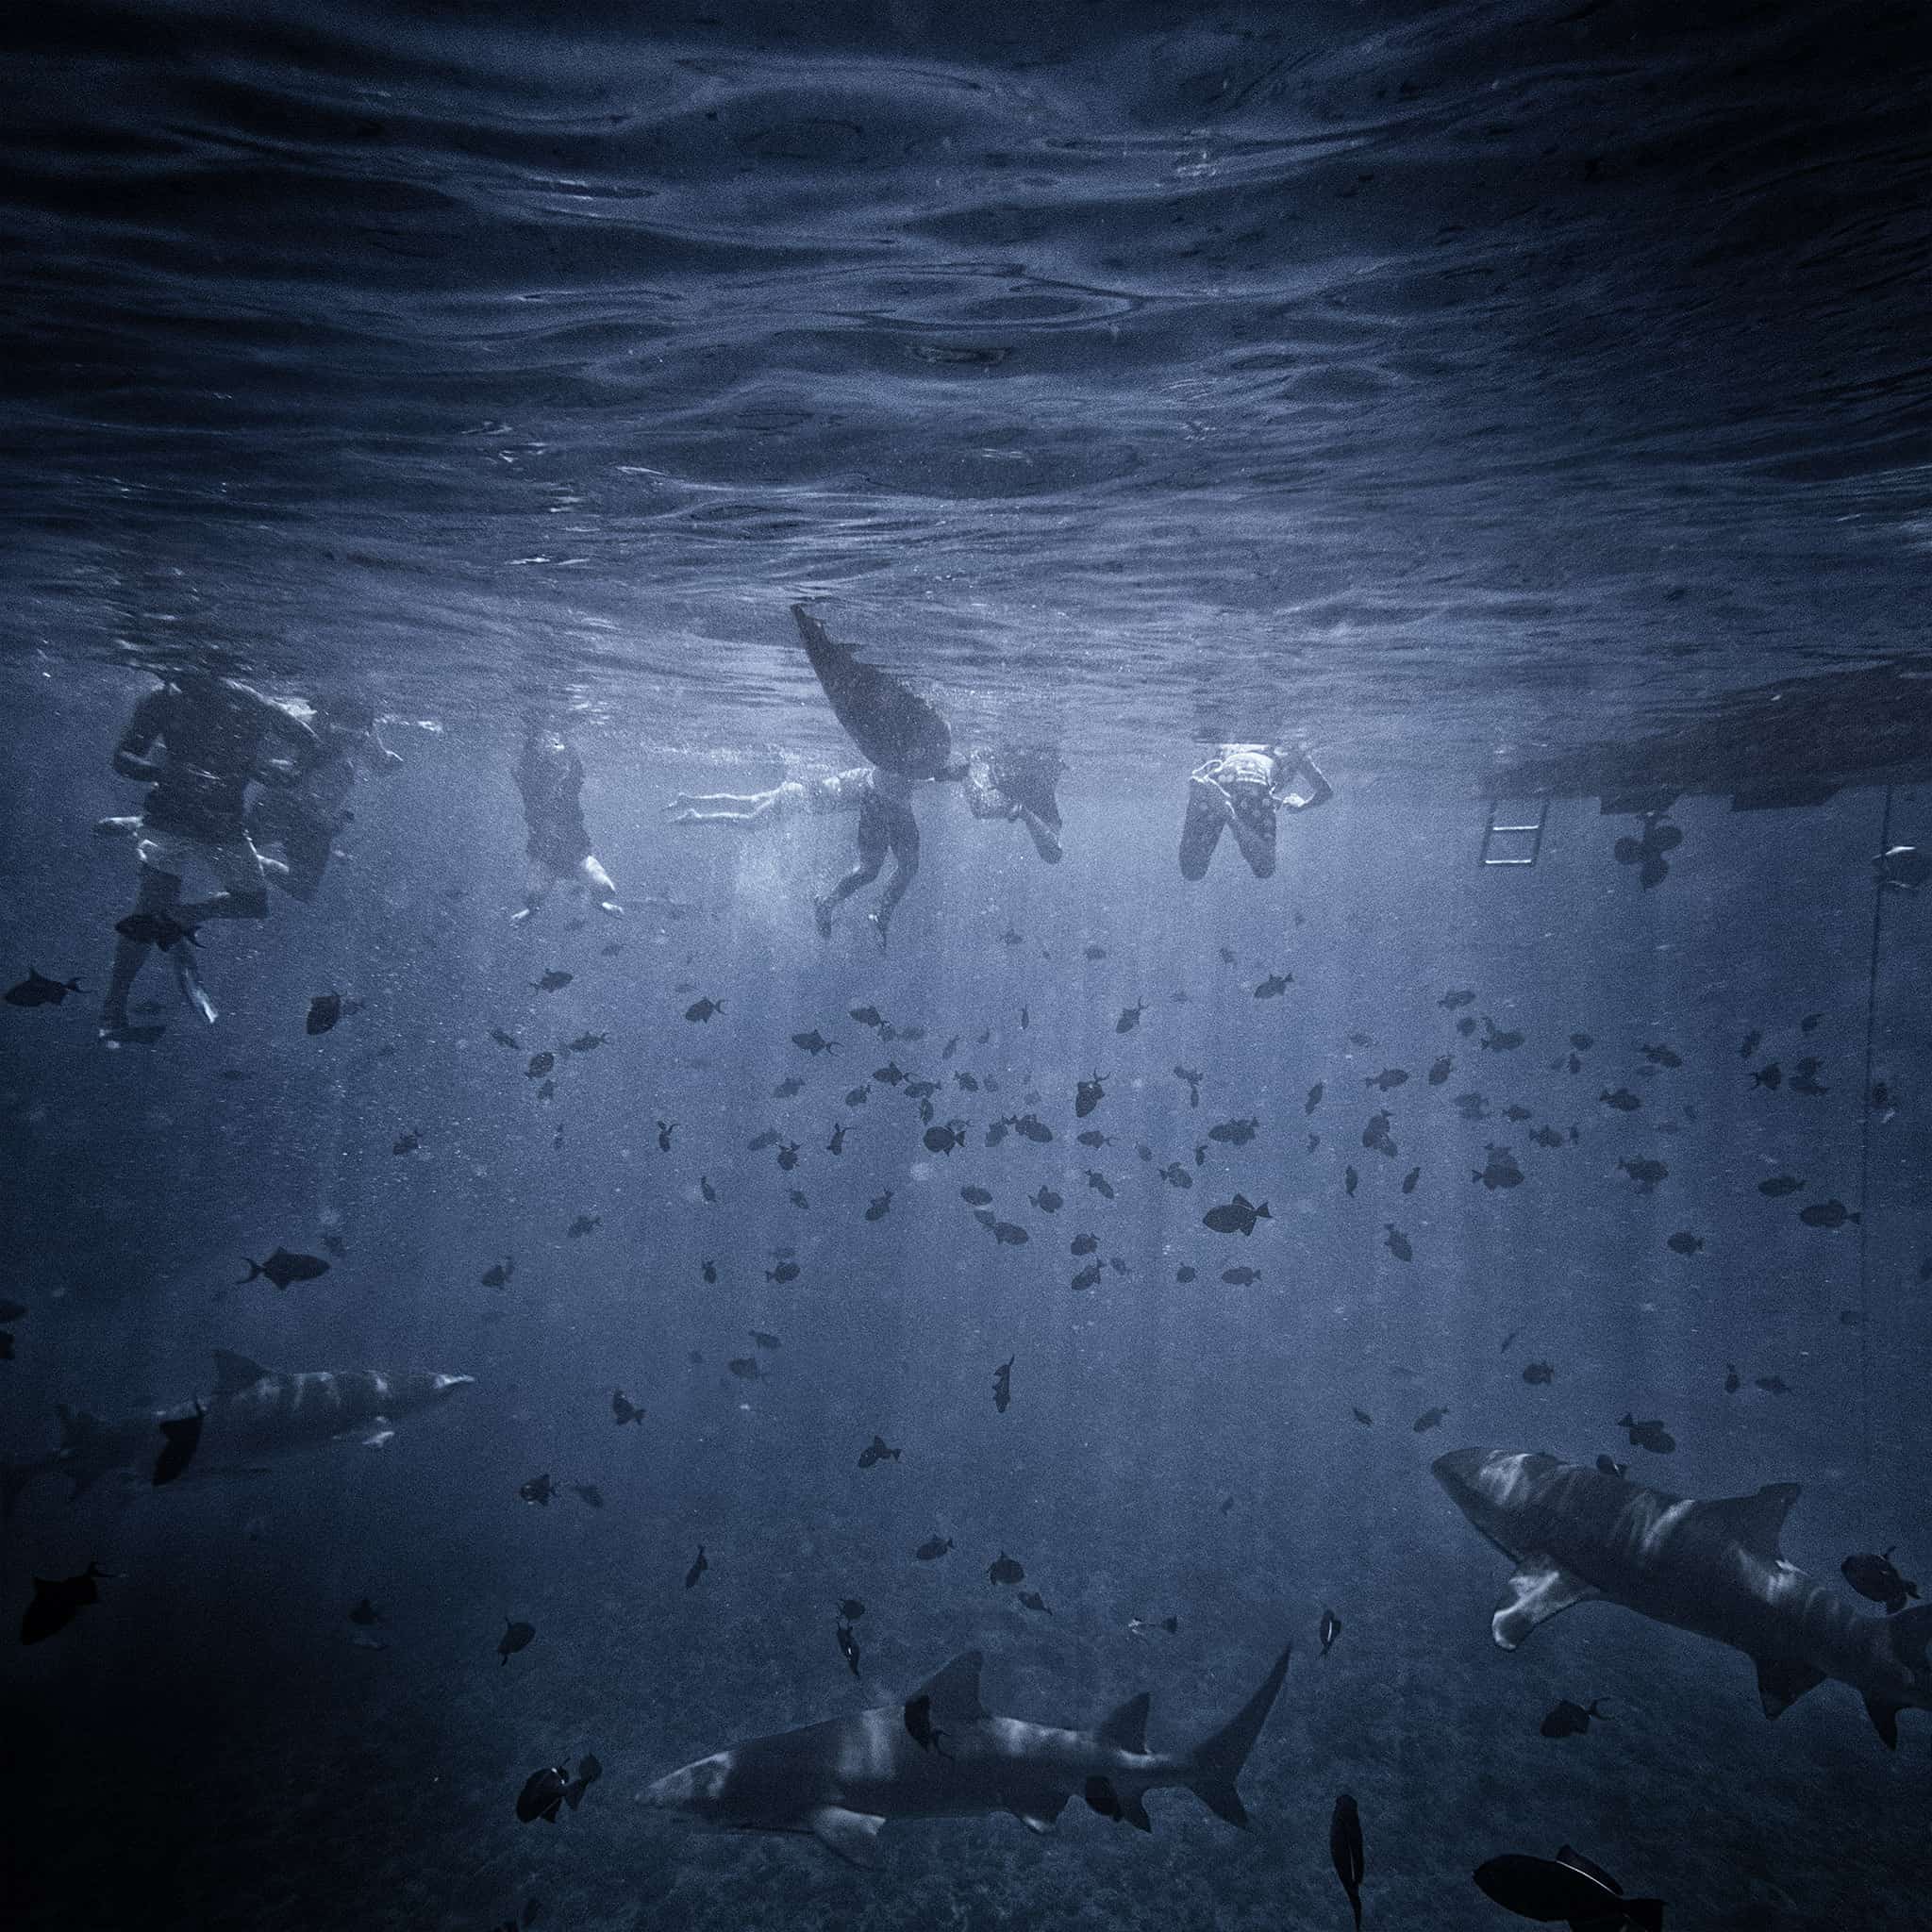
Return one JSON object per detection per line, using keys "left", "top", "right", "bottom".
{"left": 1841, "top": 1547, "right": 1920, "bottom": 1614}
{"left": 1071, "top": 1233, "right": 1099, "bottom": 1255}
{"left": 987, "top": 1552, "right": 1025, "bottom": 1587}
{"left": 1599, "top": 1088, "right": 1641, "bottom": 1112}
{"left": 1019, "top": 1589, "right": 1053, "bottom": 1614}
{"left": 1618, "top": 1412, "right": 1676, "bottom": 1454}
{"left": 611, "top": 1389, "right": 644, "bottom": 1425}
{"left": 519, "top": 1474, "right": 556, "bottom": 1507}
{"left": 1221, "top": 1266, "right": 1261, "bottom": 1286}
{"left": 1254, "top": 972, "right": 1292, "bottom": 999}
{"left": 1086, "top": 1170, "right": 1116, "bottom": 1200}
{"left": 1115, "top": 1001, "right": 1146, "bottom": 1034}
{"left": 1366, "top": 1068, "right": 1408, "bottom": 1092}
{"left": 993, "top": 1356, "right": 1013, "bottom": 1413}
{"left": 1320, "top": 1607, "right": 1342, "bottom": 1657}
{"left": 683, "top": 996, "right": 723, "bottom": 1023}
{"left": 848, "top": 1005, "right": 885, "bottom": 1028}
{"left": 1031, "top": 1186, "right": 1062, "bottom": 1213}
{"left": 1075, "top": 1073, "right": 1108, "bottom": 1118}
{"left": 791, "top": 1028, "right": 837, "bottom": 1056}
{"left": 20, "top": 1563, "right": 114, "bottom": 1644}
{"left": 960, "top": 1185, "right": 994, "bottom": 1207}
{"left": 766, "top": 1260, "right": 800, "bottom": 1284}
{"left": 532, "top": 970, "right": 573, "bottom": 993}
{"left": 726, "top": 1356, "right": 764, "bottom": 1381}
{"left": 1344, "top": 1166, "right": 1358, "bottom": 1196}
{"left": 1126, "top": 1615, "right": 1179, "bottom": 1636}
{"left": 1439, "top": 989, "right": 1475, "bottom": 1009}
{"left": 864, "top": 1191, "right": 893, "bottom": 1222}
{"left": 857, "top": 1434, "right": 901, "bottom": 1469}
{"left": 566, "top": 1214, "right": 600, "bottom": 1238}
{"left": 685, "top": 1545, "right": 708, "bottom": 1589}
{"left": 391, "top": 1128, "right": 421, "bottom": 1156}
{"left": 1071, "top": 1259, "right": 1103, "bottom": 1291}
{"left": 1522, "top": 1360, "right": 1556, "bottom": 1386}
{"left": 1480, "top": 1017, "right": 1524, "bottom": 1052}
{"left": 1383, "top": 1224, "right": 1411, "bottom": 1263}
{"left": 525, "top": 1051, "right": 555, "bottom": 1078}
{"left": 304, "top": 991, "right": 343, "bottom": 1034}
{"left": 1751, "top": 1060, "right": 1782, "bottom": 1090}
{"left": 1208, "top": 1116, "right": 1259, "bottom": 1146}
{"left": 839, "top": 1597, "right": 867, "bottom": 1621}
{"left": 1401, "top": 1165, "right": 1421, "bottom": 1194}
{"left": 237, "top": 1249, "right": 329, "bottom": 1291}
{"left": 490, "top": 1027, "right": 520, "bottom": 1049}
{"left": 1203, "top": 1192, "right": 1270, "bottom": 1235}
{"left": 1305, "top": 1082, "right": 1324, "bottom": 1114}
{"left": 1666, "top": 1230, "right": 1703, "bottom": 1255}
{"left": 914, "top": 1535, "right": 953, "bottom": 1562}
{"left": 1539, "top": 1696, "right": 1609, "bottom": 1739}
{"left": 499, "top": 1618, "right": 537, "bottom": 1664}
{"left": 1426, "top": 1055, "right": 1454, "bottom": 1086}
{"left": 566, "top": 1031, "right": 606, "bottom": 1054}
{"left": 1352, "top": 1407, "right": 1372, "bottom": 1426}
{"left": 1411, "top": 1407, "right": 1448, "bottom": 1433}
{"left": 348, "top": 1597, "right": 382, "bottom": 1626}
{"left": 1799, "top": 1200, "right": 1858, "bottom": 1229}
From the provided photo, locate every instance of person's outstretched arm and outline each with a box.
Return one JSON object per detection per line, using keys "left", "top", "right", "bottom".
{"left": 111, "top": 689, "right": 171, "bottom": 782}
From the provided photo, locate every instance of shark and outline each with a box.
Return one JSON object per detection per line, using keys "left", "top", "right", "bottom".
{"left": 1433, "top": 1447, "right": 1932, "bottom": 1747}
{"left": 642, "top": 1641, "right": 1292, "bottom": 1864}
{"left": 3, "top": 1349, "right": 474, "bottom": 1519}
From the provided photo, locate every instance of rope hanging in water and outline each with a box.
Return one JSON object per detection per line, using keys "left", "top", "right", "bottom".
{"left": 1852, "top": 784, "right": 1893, "bottom": 1534}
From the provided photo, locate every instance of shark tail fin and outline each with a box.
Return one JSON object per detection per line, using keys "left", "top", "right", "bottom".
{"left": 1186, "top": 1642, "right": 1291, "bottom": 1829}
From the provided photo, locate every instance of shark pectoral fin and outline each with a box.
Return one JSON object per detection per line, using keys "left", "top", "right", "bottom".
{"left": 1098, "top": 1690, "right": 1151, "bottom": 1754}
{"left": 1707, "top": 1482, "right": 1802, "bottom": 1561}
{"left": 1491, "top": 1557, "right": 1598, "bottom": 1649}
{"left": 1863, "top": 1696, "right": 1903, "bottom": 1750}
{"left": 807, "top": 1807, "right": 887, "bottom": 1865}
{"left": 911, "top": 1650, "right": 988, "bottom": 1723}
{"left": 1753, "top": 1655, "right": 1826, "bottom": 1719}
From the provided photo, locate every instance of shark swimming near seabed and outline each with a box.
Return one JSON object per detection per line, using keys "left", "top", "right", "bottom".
{"left": 1433, "top": 1448, "right": 1932, "bottom": 1747}
{"left": 3, "top": 1350, "right": 475, "bottom": 1519}
{"left": 642, "top": 1642, "right": 1292, "bottom": 1864}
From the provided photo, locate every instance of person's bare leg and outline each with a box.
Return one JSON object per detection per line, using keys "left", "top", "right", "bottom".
{"left": 1179, "top": 775, "right": 1229, "bottom": 881}
{"left": 580, "top": 853, "right": 623, "bottom": 915}
{"left": 868, "top": 805, "right": 921, "bottom": 948}
{"left": 512, "top": 858, "right": 553, "bottom": 924}
{"left": 101, "top": 868, "right": 180, "bottom": 1037}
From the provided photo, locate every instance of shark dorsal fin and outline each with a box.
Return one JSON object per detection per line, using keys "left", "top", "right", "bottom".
{"left": 911, "top": 1650, "right": 986, "bottom": 1722}
{"left": 1754, "top": 1654, "right": 1825, "bottom": 1719}
{"left": 1491, "top": 1555, "right": 1598, "bottom": 1650}
{"left": 213, "top": 1350, "right": 273, "bottom": 1396}
{"left": 1707, "top": 1482, "right": 1801, "bottom": 1560}
{"left": 1099, "top": 1691, "right": 1150, "bottom": 1754}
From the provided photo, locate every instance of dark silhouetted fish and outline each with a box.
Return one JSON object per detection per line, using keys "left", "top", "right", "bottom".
{"left": 1328, "top": 1792, "right": 1364, "bottom": 1928}
{"left": 865, "top": 1191, "right": 893, "bottom": 1222}
{"left": 837, "top": 1621, "right": 861, "bottom": 1677}
{"left": 516, "top": 1765, "right": 571, "bottom": 1824}
{"left": 1599, "top": 1088, "right": 1641, "bottom": 1112}
{"left": 685, "top": 1545, "right": 707, "bottom": 1589}
{"left": 988, "top": 1552, "right": 1024, "bottom": 1587}
{"left": 1085, "top": 1171, "right": 1115, "bottom": 1200}
{"left": 1383, "top": 1224, "right": 1411, "bottom": 1262}
{"left": 1305, "top": 1082, "right": 1324, "bottom": 1114}
{"left": 857, "top": 1434, "right": 901, "bottom": 1469}
{"left": 1750, "top": 1060, "right": 1781, "bottom": 1090}
{"left": 238, "top": 1249, "right": 329, "bottom": 1291}
{"left": 490, "top": 1027, "right": 520, "bottom": 1049}
{"left": 683, "top": 997, "right": 723, "bottom": 1023}
{"left": 115, "top": 910, "right": 199, "bottom": 951}
{"left": 1480, "top": 1017, "right": 1524, "bottom": 1052}
{"left": 1412, "top": 1407, "right": 1448, "bottom": 1433}
{"left": 1320, "top": 1607, "right": 1342, "bottom": 1657}
{"left": 1617, "top": 1412, "right": 1675, "bottom": 1454}
{"left": 766, "top": 1260, "right": 800, "bottom": 1283}
{"left": 1666, "top": 1230, "right": 1703, "bottom": 1255}
{"left": 959, "top": 1185, "right": 993, "bottom": 1207}
{"left": 993, "top": 1357, "right": 1013, "bottom": 1413}
{"left": 1074, "top": 1073, "right": 1107, "bottom": 1118}
{"left": 1523, "top": 1361, "right": 1556, "bottom": 1386}
{"left": 1473, "top": 1145, "right": 1524, "bottom": 1190}
{"left": 924, "top": 1121, "right": 967, "bottom": 1156}
{"left": 1071, "top": 1233, "right": 1098, "bottom": 1256}
{"left": 849, "top": 1005, "right": 885, "bottom": 1028}
{"left": 1071, "top": 1259, "right": 1103, "bottom": 1291}
{"left": 1427, "top": 1055, "right": 1454, "bottom": 1085}
{"left": 1539, "top": 1697, "right": 1609, "bottom": 1739}
{"left": 21, "top": 1562, "right": 113, "bottom": 1644}
{"left": 519, "top": 1474, "right": 556, "bottom": 1506}
{"left": 1254, "top": 972, "right": 1291, "bottom": 998}
{"left": 1440, "top": 989, "right": 1475, "bottom": 1009}
{"left": 1221, "top": 1266, "right": 1260, "bottom": 1286}
{"left": 500, "top": 1618, "right": 537, "bottom": 1665}
{"left": 1473, "top": 1848, "right": 1662, "bottom": 1929}
{"left": 304, "top": 991, "right": 344, "bottom": 1034}
{"left": 532, "top": 970, "right": 573, "bottom": 993}
{"left": 1595, "top": 1456, "right": 1628, "bottom": 1477}
{"left": 915, "top": 1535, "right": 952, "bottom": 1561}
{"left": 1841, "top": 1548, "right": 1919, "bottom": 1615}
{"left": 1203, "top": 1193, "right": 1270, "bottom": 1236}
{"left": 1799, "top": 1200, "right": 1858, "bottom": 1229}
{"left": 1030, "top": 1186, "right": 1062, "bottom": 1214}
{"left": 566, "top": 1214, "right": 600, "bottom": 1238}
{"left": 1115, "top": 1002, "right": 1146, "bottom": 1035}
{"left": 791, "top": 1029, "right": 837, "bottom": 1056}
{"left": 1208, "top": 1116, "right": 1258, "bottom": 1145}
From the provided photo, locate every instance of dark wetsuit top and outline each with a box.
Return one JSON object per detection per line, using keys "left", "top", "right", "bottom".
{"left": 117, "top": 682, "right": 308, "bottom": 842}
{"left": 514, "top": 730, "right": 592, "bottom": 871}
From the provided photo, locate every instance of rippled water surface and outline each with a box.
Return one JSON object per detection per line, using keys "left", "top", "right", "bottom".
{"left": 4, "top": 0, "right": 1928, "bottom": 766}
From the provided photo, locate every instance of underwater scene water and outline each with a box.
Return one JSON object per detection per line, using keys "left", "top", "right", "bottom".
{"left": 4, "top": 4, "right": 1931, "bottom": 1929}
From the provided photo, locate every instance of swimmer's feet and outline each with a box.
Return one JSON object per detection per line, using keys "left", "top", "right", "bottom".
{"left": 812, "top": 895, "right": 833, "bottom": 941}
{"left": 597, "top": 898, "right": 625, "bottom": 917}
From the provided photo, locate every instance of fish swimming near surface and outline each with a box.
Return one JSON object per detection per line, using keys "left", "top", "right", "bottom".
{"left": 1254, "top": 973, "right": 1291, "bottom": 999}
{"left": 1473, "top": 1847, "right": 1662, "bottom": 1929}
{"left": 641, "top": 1642, "right": 1293, "bottom": 1862}
{"left": 1435, "top": 1447, "right": 1932, "bottom": 1747}
{"left": 6, "top": 968, "right": 83, "bottom": 1008}
{"left": 1202, "top": 1194, "right": 1269, "bottom": 1236}
{"left": 3, "top": 1351, "right": 473, "bottom": 1520}
{"left": 684, "top": 997, "right": 723, "bottom": 1023}
{"left": 1329, "top": 1792, "right": 1363, "bottom": 1930}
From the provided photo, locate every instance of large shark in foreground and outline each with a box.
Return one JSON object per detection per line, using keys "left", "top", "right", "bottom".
{"left": 1434, "top": 1448, "right": 1932, "bottom": 1747}
{"left": 3, "top": 1349, "right": 474, "bottom": 1518}
{"left": 643, "top": 1642, "right": 1292, "bottom": 1863}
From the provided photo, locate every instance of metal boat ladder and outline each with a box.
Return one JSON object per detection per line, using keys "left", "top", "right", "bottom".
{"left": 1480, "top": 798, "right": 1547, "bottom": 867}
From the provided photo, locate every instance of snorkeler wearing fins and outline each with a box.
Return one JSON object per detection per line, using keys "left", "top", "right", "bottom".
{"left": 246, "top": 689, "right": 402, "bottom": 902}
{"left": 791, "top": 604, "right": 954, "bottom": 949}
{"left": 95, "top": 662, "right": 319, "bottom": 1041}
{"left": 1179, "top": 742, "right": 1331, "bottom": 881}
{"left": 511, "top": 707, "right": 622, "bottom": 922}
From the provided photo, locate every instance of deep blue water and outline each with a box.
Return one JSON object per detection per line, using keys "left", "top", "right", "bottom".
{"left": 3, "top": 5, "right": 1931, "bottom": 1930}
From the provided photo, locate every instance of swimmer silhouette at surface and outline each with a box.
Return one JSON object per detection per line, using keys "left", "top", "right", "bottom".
{"left": 511, "top": 706, "right": 621, "bottom": 922}
{"left": 791, "top": 604, "right": 953, "bottom": 949}
{"left": 247, "top": 689, "right": 401, "bottom": 902}
{"left": 1179, "top": 742, "right": 1332, "bottom": 882}
{"left": 95, "top": 661, "right": 318, "bottom": 1040}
